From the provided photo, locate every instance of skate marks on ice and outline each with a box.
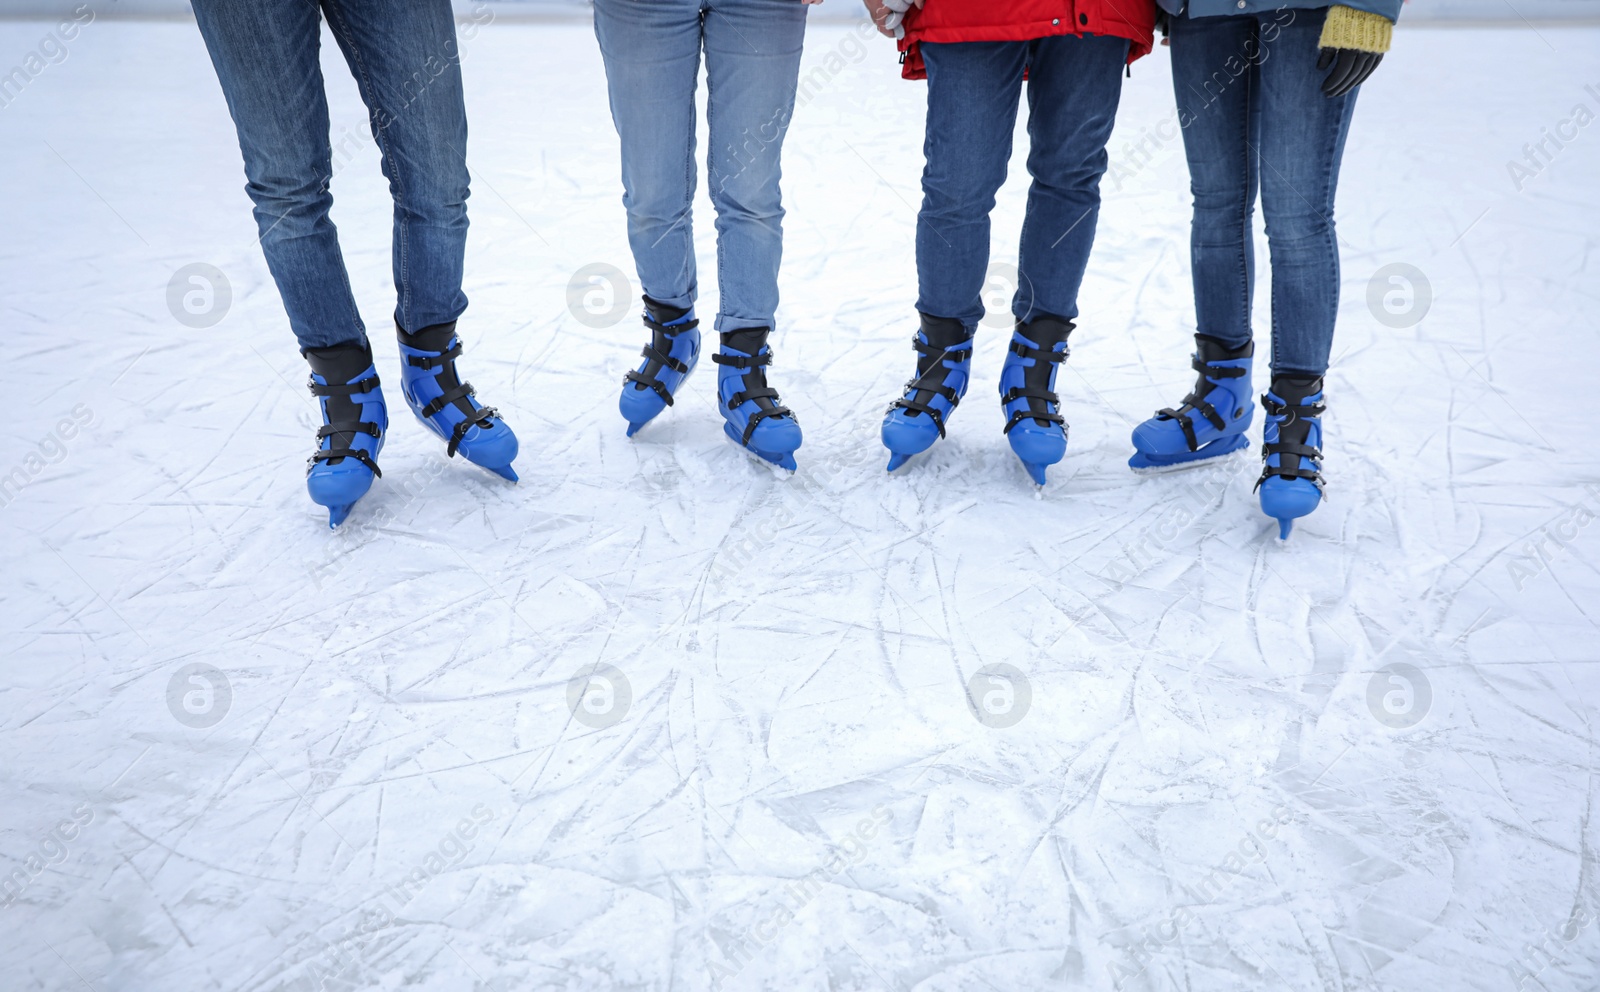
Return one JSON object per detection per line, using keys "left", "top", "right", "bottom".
{"left": 3, "top": 20, "right": 1600, "bottom": 992}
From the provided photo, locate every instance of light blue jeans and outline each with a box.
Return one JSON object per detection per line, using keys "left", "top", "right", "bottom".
{"left": 592, "top": 0, "right": 809, "bottom": 332}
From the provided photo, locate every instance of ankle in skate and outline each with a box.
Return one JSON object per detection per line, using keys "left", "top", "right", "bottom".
{"left": 1129, "top": 335, "right": 1254, "bottom": 474}
{"left": 1255, "top": 373, "right": 1326, "bottom": 540}
{"left": 304, "top": 340, "right": 387, "bottom": 528}
{"left": 396, "top": 321, "right": 519, "bottom": 482}
{"left": 712, "top": 326, "right": 802, "bottom": 471}
{"left": 620, "top": 296, "right": 701, "bottom": 437}
{"left": 999, "top": 315, "right": 1073, "bottom": 487}
{"left": 881, "top": 313, "right": 973, "bottom": 472}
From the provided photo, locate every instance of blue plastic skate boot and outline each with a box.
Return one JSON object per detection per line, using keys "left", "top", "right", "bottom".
{"left": 1129, "top": 335, "right": 1255, "bottom": 473}
{"left": 882, "top": 313, "right": 974, "bottom": 472}
{"left": 396, "top": 321, "right": 518, "bottom": 482}
{"left": 712, "top": 327, "right": 802, "bottom": 471}
{"left": 1255, "top": 374, "right": 1326, "bottom": 540}
{"left": 304, "top": 342, "right": 387, "bottom": 529}
{"left": 620, "top": 297, "right": 701, "bottom": 437}
{"left": 999, "top": 315, "right": 1073, "bottom": 486}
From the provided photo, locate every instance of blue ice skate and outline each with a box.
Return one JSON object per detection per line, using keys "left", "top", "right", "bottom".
{"left": 397, "top": 321, "right": 519, "bottom": 482}
{"left": 882, "top": 313, "right": 973, "bottom": 472}
{"left": 620, "top": 297, "right": 701, "bottom": 437}
{"left": 999, "top": 315, "right": 1073, "bottom": 486}
{"left": 1129, "top": 335, "right": 1254, "bottom": 473}
{"left": 304, "top": 342, "right": 387, "bottom": 529}
{"left": 712, "top": 327, "right": 802, "bottom": 471}
{"left": 1255, "top": 375, "right": 1326, "bottom": 540}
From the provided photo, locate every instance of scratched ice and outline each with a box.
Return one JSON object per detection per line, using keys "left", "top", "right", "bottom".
{"left": 2, "top": 13, "right": 1598, "bottom": 992}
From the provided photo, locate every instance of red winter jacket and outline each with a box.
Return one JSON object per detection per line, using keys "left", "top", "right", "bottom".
{"left": 897, "top": 0, "right": 1158, "bottom": 79}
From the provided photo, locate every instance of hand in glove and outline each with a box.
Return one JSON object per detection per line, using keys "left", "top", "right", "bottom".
{"left": 1315, "top": 6, "right": 1393, "bottom": 98}
{"left": 1316, "top": 48, "right": 1382, "bottom": 98}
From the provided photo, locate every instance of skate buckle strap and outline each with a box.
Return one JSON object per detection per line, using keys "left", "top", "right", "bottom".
{"left": 1260, "top": 395, "right": 1327, "bottom": 422}
{"left": 890, "top": 392, "right": 959, "bottom": 438}
{"left": 421, "top": 382, "right": 478, "bottom": 419}
{"left": 1192, "top": 355, "right": 1247, "bottom": 378}
{"left": 738, "top": 405, "right": 793, "bottom": 447}
{"left": 312, "top": 419, "right": 382, "bottom": 472}
{"left": 419, "top": 382, "right": 498, "bottom": 457}
{"left": 892, "top": 335, "right": 971, "bottom": 438}
{"left": 638, "top": 345, "right": 689, "bottom": 375}
{"left": 645, "top": 314, "right": 699, "bottom": 335}
{"left": 718, "top": 352, "right": 780, "bottom": 410}
{"left": 1254, "top": 454, "right": 1325, "bottom": 494}
{"left": 308, "top": 374, "right": 380, "bottom": 397}
{"left": 404, "top": 342, "right": 463, "bottom": 369}
{"left": 316, "top": 419, "right": 381, "bottom": 441}
{"left": 1002, "top": 386, "right": 1065, "bottom": 435}
{"left": 626, "top": 317, "right": 700, "bottom": 405}
{"left": 1153, "top": 353, "right": 1250, "bottom": 451}
{"left": 727, "top": 386, "right": 781, "bottom": 410}
{"left": 1008, "top": 340, "right": 1067, "bottom": 363}
{"left": 714, "top": 348, "right": 793, "bottom": 445}
{"left": 711, "top": 352, "right": 773, "bottom": 370}
{"left": 624, "top": 367, "right": 678, "bottom": 405}
{"left": 913, "top": 335, "right": 974, "bottom": 360}
{"left": 1156, "top": 397, "right": 1227, "bottom": 451}
{"left": 1004, "top": 333, "right": 1067, "bottom": 433}
{"left": 1255, "top": 392, "right": 1326, "bottom": 495}
{"left": 309, "top": 445, "right": 382, "bottom": 478}
{"left": 625, "top": 341, "right": 690, "bottom": 406}
{"left": 447, "top": 405, "right": 499, "bottom": 458}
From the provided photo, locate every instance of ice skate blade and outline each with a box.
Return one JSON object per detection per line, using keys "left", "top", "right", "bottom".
{"left": 326, "top": 503, "right": 353, "bottom": 528}
{"left": 1020, "top": 461, "right": 1048, "bottom": 487}
{"left": 625, "top": 421, "right": 644, "bottom": 438}
{"left": 739, "top": 443, "right": 796, "bottom": 472}
{"left": 754, "top": 449, "right": 798, "bottom": 472}
{"left": 721, "top": 423, "right": 798, "bottom": 472}
{"left": 1275, "top": 518, "right": 1294, "bottom": 541}
{"left": 730, "top": 438, "right": 798, "bottom": 473}
{"left": 455, "top": 448, "right": 519, "bottom": 482}
{"left": 1127, "top": 439, "right": 1248, "bottom": 476}
{"left": 886, "top": 451, "right": 913, "bottom": 472}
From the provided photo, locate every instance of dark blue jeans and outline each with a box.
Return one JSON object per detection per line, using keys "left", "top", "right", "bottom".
{"left": 192, "top": 0, "right": 471, "bottom": 350}
{"left": 1170, "top": 7, "right": 1359, "bottom": 375}
{"left": 916, "top": 35, "right": 1129, "bottom": 330}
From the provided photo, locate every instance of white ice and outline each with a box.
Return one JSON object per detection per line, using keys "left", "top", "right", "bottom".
{"left": 3, "top": 12, "right": 1599, "bottom": 992}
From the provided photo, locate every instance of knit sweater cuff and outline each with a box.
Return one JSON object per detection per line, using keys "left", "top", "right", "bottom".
{"left": 1319, "top": 5, "right": 1394, "bottom": 53}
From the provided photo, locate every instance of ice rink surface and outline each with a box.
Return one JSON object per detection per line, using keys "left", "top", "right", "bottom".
{"left": 3, "top": 12, "right": 1599, "bottom": 992}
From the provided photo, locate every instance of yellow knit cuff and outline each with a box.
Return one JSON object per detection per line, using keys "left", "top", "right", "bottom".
{"left": 1318, "top": 5, "right": 1394, "bottom": 53}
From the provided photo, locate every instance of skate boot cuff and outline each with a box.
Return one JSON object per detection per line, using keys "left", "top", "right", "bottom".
{"left": 916, "top": 313, "right": 973, "bottom": 353}
{"left": 396, "top": 320, "right": 458, "bottom": 354}
{"left": 1193, "top": 335, "right": 1254, "bottom": 363}
{"left": 303, "top": 340, "right": 376, "bottom": 383}
{"left": 643, "top": 296, "right": 692, "bottom": 326}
